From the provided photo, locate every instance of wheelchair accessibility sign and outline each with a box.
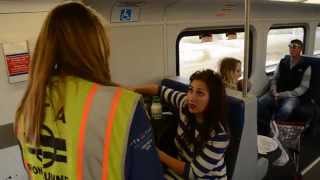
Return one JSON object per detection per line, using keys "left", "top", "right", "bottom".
{"left": 111, "top": 6, "right": 140, "bottom": 23}
{"left": 120, "top": 8, "right": 132, "bottom": 21}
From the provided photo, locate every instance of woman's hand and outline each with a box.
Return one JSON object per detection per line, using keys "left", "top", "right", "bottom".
{"left": 157, "top": 149, "right": 186, "bottom": 175}
{"left": 157, "top": 149, "right": 166, "bottom": 163}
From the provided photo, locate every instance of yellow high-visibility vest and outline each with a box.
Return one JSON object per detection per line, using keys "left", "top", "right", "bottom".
{"left": 18, "top": 76, "right": 140, "bottom": 180}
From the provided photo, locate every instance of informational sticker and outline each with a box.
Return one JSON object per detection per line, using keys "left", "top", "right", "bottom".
{"left": 120, "top": 8, "right": 132, "bottom": 21}
{"left": 111, "top": 6, "right": 140, "bottom": 23}
{"left": 1, "top": 41, "right": 30, "bottom": 83}
{"left": 216, "top": 3, "right": 236, "bottom": 17}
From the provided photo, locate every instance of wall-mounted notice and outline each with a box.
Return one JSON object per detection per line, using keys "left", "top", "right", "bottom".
{"left": 111, "top": 6, "right": 140, "bottom": 23}
{"left": 2, "top": 41, "right": 30, "bottom": 83}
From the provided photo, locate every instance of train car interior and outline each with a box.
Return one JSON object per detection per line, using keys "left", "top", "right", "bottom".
{"left": 1, "top": 0, "right": 320, "bottom": 179}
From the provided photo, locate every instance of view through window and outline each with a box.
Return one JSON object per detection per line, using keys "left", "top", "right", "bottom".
{"left": 314, "top": 26, "right": 320, "bottom": 56}
{"left": 266, "top": 27, "right": 304, "bottom": 73}
{"left": 178, "top": 31, "right": 246, "bottom": 78}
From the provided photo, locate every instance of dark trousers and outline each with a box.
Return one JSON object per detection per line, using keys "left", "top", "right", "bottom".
{"left": 258, "top": 92, "right": 300, "bottom": 135}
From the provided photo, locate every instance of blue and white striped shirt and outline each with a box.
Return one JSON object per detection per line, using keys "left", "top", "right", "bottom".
{"left": 160, "top": 86, "right": 229, "bottom": 180}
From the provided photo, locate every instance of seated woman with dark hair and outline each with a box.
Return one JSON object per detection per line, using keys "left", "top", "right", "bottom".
{"left": 132, "top": 69, "right": 230, "bottom": 180}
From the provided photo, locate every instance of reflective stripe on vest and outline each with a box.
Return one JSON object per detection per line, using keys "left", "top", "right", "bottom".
{"left": 77, "top": 83, "right": 99, "bottom": 180}
{"left": 77, "top": 84, "right": 140, "bottom": 180}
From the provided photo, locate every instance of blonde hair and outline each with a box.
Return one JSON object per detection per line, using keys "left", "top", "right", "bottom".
{"left": 219, "top": 57, "right": 241, "bottom": 89}
{"left": 15, "top": 2, "right": 112, "bottom": 144}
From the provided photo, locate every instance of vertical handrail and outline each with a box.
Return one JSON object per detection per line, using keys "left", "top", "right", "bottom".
{"left": 243, "top": 0, "right": 250, "bottom": 97}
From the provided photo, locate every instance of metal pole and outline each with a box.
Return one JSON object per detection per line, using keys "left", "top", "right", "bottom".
{"left": 243, "top": 0, "right": 250, "bottom": 97}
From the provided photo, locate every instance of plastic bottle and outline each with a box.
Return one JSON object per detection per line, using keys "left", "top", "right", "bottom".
{"left": 151, "top": 96, "right": 162, "bottom": 120}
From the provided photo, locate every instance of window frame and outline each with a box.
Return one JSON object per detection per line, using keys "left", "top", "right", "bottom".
{"left": 265, "top": 24, "right": 307, "bottom": 75}
{"left": 314, "top": 25, "right": 320, "bottom": 56}
{"left": 176, "top": 26, "right": 253, "bottom": 77}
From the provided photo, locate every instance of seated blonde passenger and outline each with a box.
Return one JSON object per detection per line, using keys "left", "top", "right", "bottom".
{"left": 219, "top": 57, "right": 241, "bottom": 90}
{"left": 219, "top": 57, "right": 251, "bottom": 91}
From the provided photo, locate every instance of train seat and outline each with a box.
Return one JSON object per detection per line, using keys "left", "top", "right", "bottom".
{"left": 266, "top": 56, "right": 320, "bottom": 178}
{"left": 284, "top": 56, "right": 320, "bottom": 134}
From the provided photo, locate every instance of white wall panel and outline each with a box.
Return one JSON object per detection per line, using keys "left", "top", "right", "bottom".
{"left": 0, "top": 12, "right": 47, "bottom": 125}
{"left": 0, "top": 10, "right": 47, "bottom": 180}
{"left": 109, "top": 25, "right": 165, "bottom": 85}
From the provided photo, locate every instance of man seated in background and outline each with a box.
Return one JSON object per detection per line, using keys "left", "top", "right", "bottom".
{"left": 258, "top": 39, "right": 312, "bottom": 135}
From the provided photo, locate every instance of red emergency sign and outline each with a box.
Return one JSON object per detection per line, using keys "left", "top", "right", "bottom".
{"left": 5, "top": 53, "right": 30, "bottom": 76}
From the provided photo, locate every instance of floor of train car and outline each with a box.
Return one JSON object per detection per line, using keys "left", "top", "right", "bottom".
{"left": 301, "top": 130, "right": 320, "bottom": 180}
{"left": 265, "top": 129, "right": 320, "bottom": 180}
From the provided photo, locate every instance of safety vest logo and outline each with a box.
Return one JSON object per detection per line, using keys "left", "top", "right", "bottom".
{"left": 28, "top": 108, "right": 67, "bottom": 168}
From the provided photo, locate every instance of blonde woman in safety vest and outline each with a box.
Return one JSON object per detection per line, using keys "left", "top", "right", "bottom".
{"left": 14, "top": 2, "right": 163, "bottom": 180}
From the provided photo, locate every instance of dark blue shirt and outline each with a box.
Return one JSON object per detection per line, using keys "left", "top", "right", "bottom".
{"left": 125, "top": 101, "right": 164, "bottom": 180}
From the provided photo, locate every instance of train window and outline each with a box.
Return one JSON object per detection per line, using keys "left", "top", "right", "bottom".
{"left": 266, "top": 27, "right": 305, "bottom": 73}
{"left": 314, "top": 26, "right": 320, "bottom": 56}
{"left": 177, "top": 29, "right": 252, "bottom": 78}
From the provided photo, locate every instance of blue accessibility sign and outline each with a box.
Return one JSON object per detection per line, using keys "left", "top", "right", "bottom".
{"left": 120, "top": 8, "right": 132, "bottom": 21}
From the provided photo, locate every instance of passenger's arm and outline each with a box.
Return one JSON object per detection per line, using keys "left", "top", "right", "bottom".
{"left": 133, "top": 84, "right": 160, "bottom": 96}
{"left": 116, "top": 83, "right": 160, "bottom": 96}
{"left": 184, "top": 132, "right": 229, "bottom": 179}
{"left": 278, "top": 67, "right": 311, "bottom": 98}
{"left": 158, "top": 150, "right": 185, "bottom": 176}
{"left": 159, "top": 86, "right": 187, "bottom": 110}
{"left": 125, "top": 84, "right": 187, "bottom": 111}
{"left": 270, "top": 65, "right": 280, "bottom": 95}
{"left": 125, "top": 101, "right": 164, "bottom": 180}
{"left": 158, "top": 131, "right": 229, "bottom": 179}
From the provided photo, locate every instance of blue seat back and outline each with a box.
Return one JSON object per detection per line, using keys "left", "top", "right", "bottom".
{"left": 303, "top": 56, "right": 320, "bottom": 105}
{"left": 301, "top": 56, "right": 320, "bottom": 134}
